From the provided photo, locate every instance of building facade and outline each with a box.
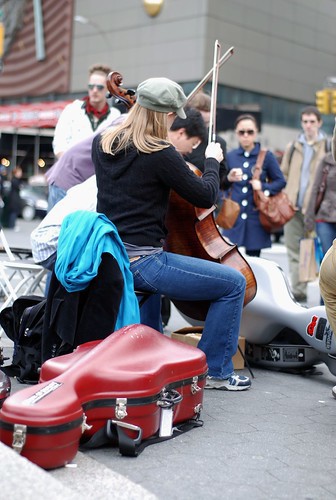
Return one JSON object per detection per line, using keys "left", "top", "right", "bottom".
{"left": 0, "top": 0, "right": 336, "bottom": 175}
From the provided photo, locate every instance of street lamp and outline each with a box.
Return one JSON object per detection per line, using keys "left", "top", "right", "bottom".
{"left": 74, "top": 15, "right": 109, "bottom": 45}
{"left": 143, "top": 0, "right": 164, "bottom": 17}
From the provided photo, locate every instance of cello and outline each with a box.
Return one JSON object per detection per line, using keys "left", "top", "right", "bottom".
{"left": 105, "top": 55, "right": 257, "bottom": 322}
{"left": 165, "top": 41, "right": 257, "bottom": 321}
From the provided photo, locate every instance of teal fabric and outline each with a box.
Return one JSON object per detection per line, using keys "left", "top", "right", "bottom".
{"left": 55, "top": 210, "right": 140, "bottom": 329}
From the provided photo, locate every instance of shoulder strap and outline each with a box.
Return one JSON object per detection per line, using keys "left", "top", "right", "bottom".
{"left": 315, "top": 164, "right": 330, "bottom": 214}
{"left": 252, "top": 149, "right": 267, "bottom": 180}
{"left": 288, "top": 141, "right": 295, "bottom": 166}
{"left": 81, "top": 417, "right": 203, "bottom": 457}
{"left": 288, "top": 138, "right": 329, "bottom": 166}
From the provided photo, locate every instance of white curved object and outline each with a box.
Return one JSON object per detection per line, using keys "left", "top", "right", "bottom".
{"left": 179, "top": 256, "right": 336, "bottom": 375}
{"left": 241, "top": 257, "right": 336, "bottom": 356}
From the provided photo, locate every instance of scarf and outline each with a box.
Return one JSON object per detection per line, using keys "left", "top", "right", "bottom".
{"left": 82, "top": 96, "right": 110, "bottom": 119}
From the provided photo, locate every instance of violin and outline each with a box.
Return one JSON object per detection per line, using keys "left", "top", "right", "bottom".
{"left": 106, "top": 71, "right": 136, "bottom": 109}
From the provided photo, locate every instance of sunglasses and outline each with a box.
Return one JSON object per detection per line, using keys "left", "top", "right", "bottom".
{"left": 237, "top": 129, "right": 255, "bottom": 136}
{"left": 88, "top": 84, "right": 105, "bottom": 91}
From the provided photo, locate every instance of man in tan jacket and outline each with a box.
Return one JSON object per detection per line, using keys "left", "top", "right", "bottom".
{"left": 320, "top": 118, "right": 336, "bottom": 398}
{"left": 281, "top": 106, "right": 329, "bottom": 302}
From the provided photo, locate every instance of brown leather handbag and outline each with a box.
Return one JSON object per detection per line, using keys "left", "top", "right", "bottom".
{"left": 216, "top": 190, "right": 240, "bottom": 229}
{"left": 252, "top": 149, "right": 296, "bottom": 233}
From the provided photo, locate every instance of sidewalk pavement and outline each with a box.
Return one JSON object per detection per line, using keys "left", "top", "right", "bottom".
{"left": 0, "top": 227, "right": 336, "bottom": 499}
{"left": 2, "top": 342, "right": 336, "bottom": 500}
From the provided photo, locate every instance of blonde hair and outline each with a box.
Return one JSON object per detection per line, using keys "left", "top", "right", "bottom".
{"left": 101, "top": 103, "right": 171, "bottom": 155}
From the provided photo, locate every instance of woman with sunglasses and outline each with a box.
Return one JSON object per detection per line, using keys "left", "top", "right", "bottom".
{"left": 222, "top": 114, "right": 286, "bottom": 257}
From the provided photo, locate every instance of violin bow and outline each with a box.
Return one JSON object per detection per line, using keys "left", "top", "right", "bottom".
{"left": 208, "top": 40, "right": 221, "bottom": 144}
{"left": 186, "top": 45, "right": 234, "bottom": 103}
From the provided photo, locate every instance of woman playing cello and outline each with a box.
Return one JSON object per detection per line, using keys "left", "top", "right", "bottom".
{"left": 92, "top": 77, "right": 251, "bottom": 391}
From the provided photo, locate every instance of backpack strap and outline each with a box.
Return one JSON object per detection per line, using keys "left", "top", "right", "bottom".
{"left": 288, "top": 141, "right": 295, "bottom": 166}
{"left": 18, "top": 299, "right": 46, "bottom": 338}
{"left": 325, "top": 137, "right": 332, "bottom": 153}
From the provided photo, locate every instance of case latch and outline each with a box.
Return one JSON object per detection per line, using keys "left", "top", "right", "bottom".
{"left": 12, "top": 424, "right": 27, "bottom": 454}
{"left": 115, "top": 398, "right": 128, "bottom": 420}
{"left": 194, "top": 403, "right": 203, "bottom": 417}
{"left": 191, "top": 376, "right": 201, "bottom": 394}
{"left": 81, "top": 413, "right": 92, "bottom": 433}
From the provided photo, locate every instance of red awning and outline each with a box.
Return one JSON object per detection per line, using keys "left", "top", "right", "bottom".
{"left": 0, "top": 101, "right": 72, "bottom": 128}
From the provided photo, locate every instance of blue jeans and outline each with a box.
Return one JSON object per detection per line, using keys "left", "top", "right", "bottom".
{"left": 316, "top": 222, "right": 336, "bottom": 255}
{"left": 7, "top": 211, "right": 18, "bottom": 229}
{"left": 130, "top": 251, "right": 246, "bottom": 379}
{"left": 138, "top": 292, "right": 163, "bottom": 333}
{"left": 48, "top": 184, "right": 66, "bottom": 212}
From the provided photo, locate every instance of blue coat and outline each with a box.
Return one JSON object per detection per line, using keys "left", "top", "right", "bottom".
{"left": 222, "top": 143, "right": 286, "bottom": 251}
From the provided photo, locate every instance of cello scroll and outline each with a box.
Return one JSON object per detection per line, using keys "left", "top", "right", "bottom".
{"left": 106, "top": 71, "right": 136, "bottom": 109}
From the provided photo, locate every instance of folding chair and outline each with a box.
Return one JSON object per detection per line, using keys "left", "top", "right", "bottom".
{"left": 0, "top": 229, "right": 47, "bottom": 311}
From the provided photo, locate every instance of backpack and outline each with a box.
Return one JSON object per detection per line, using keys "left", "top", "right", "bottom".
{"left": 0, "top": 295, "right": 46, "bottom": 384}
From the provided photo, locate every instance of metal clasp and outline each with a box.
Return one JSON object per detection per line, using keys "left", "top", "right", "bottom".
{"left": 194, "top": 403, "right": 203, "bottom": 416}
{"left": 81, "top": 413, "right": 92, "bottom": 433}
{"left": 115, "top": 398, "right": 128, "bottom": 420}
{"left": 191, "top": 376, "right": 201, "bottom": 394}
{"left": 12, "top": 424, "right": 27, "bottom": 454}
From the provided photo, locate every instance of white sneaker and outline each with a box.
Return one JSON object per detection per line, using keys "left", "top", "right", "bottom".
{"left": 205, "top": 373, "right": 251, "bottom": 391}
{"left": 332, "top": 385, "right": 336, "bottom": 399}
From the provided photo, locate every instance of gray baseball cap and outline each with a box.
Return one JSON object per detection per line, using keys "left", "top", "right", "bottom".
{"left": 136, "top": 77, "right": 187, "bottom": 118}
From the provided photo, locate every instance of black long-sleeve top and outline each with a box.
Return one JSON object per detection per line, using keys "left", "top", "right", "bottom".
{"left": 185, "top": 134, "right": 229, "bottom": 189}
{"left": 92, "top": 135, "right": 220, "bottom": 247}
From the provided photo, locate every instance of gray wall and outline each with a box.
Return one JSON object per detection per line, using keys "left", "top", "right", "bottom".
{"left": 206, "top": 0, "right": 336, "bottom": 102}
{"left": 72, "top": 0, "right": 336, "bottom": 104}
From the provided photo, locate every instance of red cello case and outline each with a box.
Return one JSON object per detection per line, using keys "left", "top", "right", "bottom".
{"left": 0, "top": 324, "right": 207, "bottom": 469}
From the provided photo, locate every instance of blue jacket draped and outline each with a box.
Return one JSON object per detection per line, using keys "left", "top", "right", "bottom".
{"left": 55, "top": 210, "right": 140, "bottom": 329}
